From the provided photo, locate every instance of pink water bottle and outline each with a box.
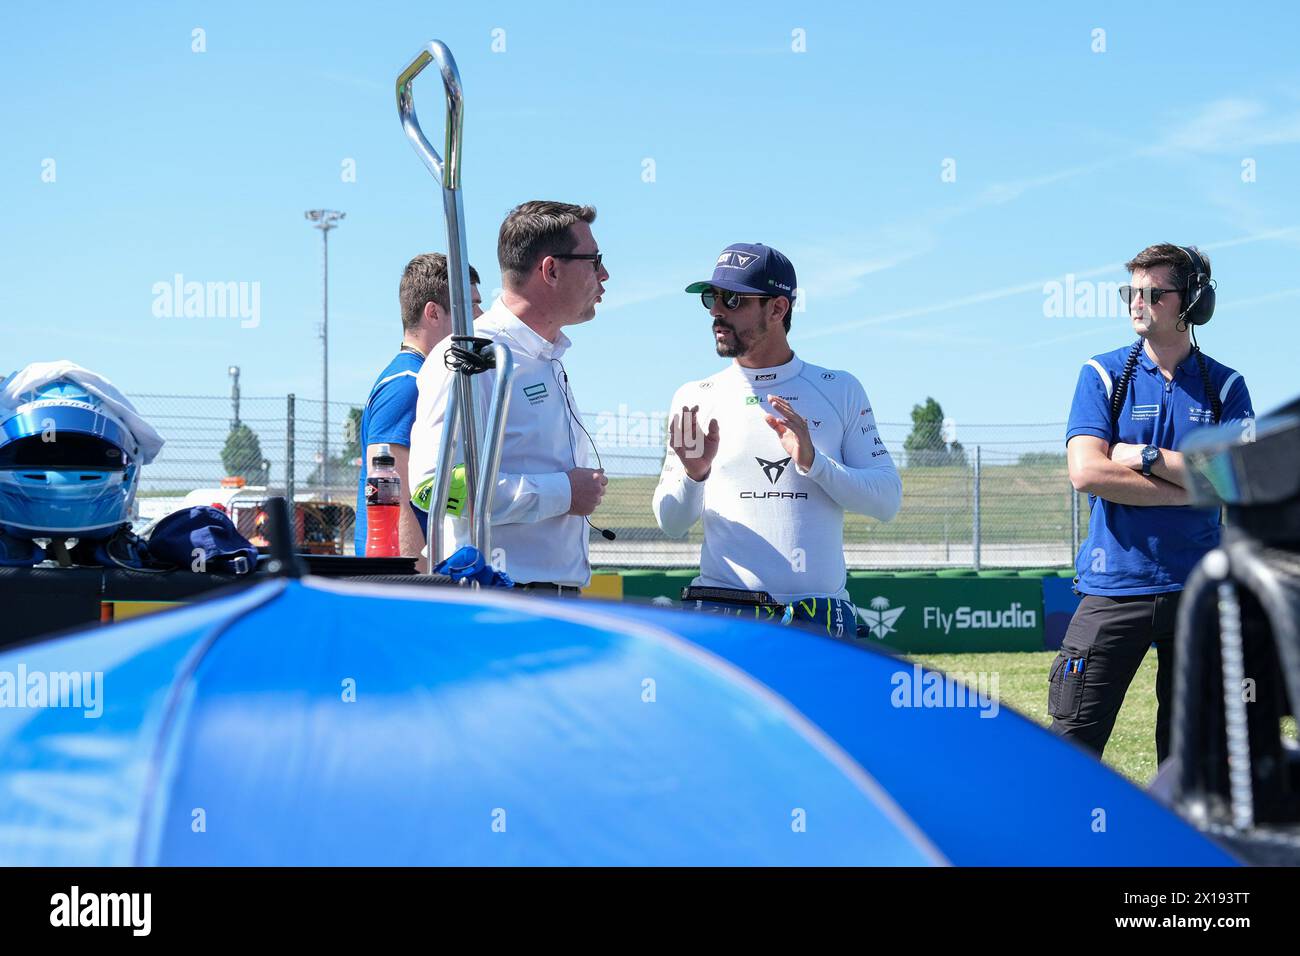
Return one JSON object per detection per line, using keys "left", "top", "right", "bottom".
{"left": 365, "top": 444, "right": 401, "bottom": 557}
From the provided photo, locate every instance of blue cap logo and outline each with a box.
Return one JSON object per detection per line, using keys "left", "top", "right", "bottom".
{"left": 716, "top": 250, "right": 759, "bottom": 269}
{"left": 686, "top": 242, "right": 798, "bottom": 301}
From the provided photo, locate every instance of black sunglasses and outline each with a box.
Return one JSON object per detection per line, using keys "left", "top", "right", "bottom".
{"left": 700, "top": 290, "right": 770, "bottom": 311}
{"left": 553, "top": 252, "right": 603, "bottom": 272}
{"left": 1118, "top": 285, "right": 1180, "bottom": 306}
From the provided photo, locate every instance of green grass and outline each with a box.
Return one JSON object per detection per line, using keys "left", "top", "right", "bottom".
{"left": 602, "top": 464, "right": 1089, "bottom": 544}
{"left": 907, "top": 651, "right": 1298, "bottom": 786}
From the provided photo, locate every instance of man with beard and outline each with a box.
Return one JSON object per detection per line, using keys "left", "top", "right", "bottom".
{"left": 652, "top": 242, "right": 902, "bottom": 638}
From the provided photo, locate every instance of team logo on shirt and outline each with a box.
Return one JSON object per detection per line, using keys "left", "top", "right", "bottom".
{"left": 1189, "top": 407, "right": 1214, "bottom": 424}
{"left": 523, "top": 383, "right": 548, "bottom": 405}
{"left": 741, "top": 456, "right": 808, "bottom": 500}
{"left": 756, "top": 456, "right": 791, "bottom": 484}
{"left": 754, "top": 373, "right": 777, "bottom": 381}
{"left": 1130, "top": 403, "right": 1158, "bottom": 421}
{"left": 809, "top": 419, "right": 822, "bottom": 429}
{"left": 821, "top": 372, "right": 836, "bottom": 380}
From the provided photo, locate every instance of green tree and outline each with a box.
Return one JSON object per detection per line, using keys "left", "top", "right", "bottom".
{"left": 340, "top": 407, "right": 363, "bottom": 467}
{"left": 222, "top": 423, "right": 266, "bottom": 482}
{"left": 308, "top": 407, "right": 364, "bottom": 487}
{"left": 903, "top": 397, "right": 967, "bottom": 467}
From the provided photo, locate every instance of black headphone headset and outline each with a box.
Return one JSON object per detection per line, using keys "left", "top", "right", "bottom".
{"left": 1177, "top": 245, "right": 1215, "bottom": 328}
{"left": 1108, "top": 245, "right": 1220, "bottom": 430}
{"left": 550, "top": 359, "right": 617, "bottom": 541}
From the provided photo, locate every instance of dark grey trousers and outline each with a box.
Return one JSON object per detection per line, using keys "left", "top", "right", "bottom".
{"left": 1047, "top": 592, "right": 1181, "bottom": 763}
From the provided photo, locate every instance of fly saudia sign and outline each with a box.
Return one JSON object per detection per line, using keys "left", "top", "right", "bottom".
{"left": 845, "top": 577, "right": 1045, "bottom": 653}
{"left": 923, "top": 604, "right": 1037, "bottom": 633}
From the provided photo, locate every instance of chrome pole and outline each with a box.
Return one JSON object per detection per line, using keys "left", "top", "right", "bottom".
{"left": 474, "top": 344, "right": 515, "bottom": 559}
{"left": 397, "top": 42, "right": 484, "bottom": 545}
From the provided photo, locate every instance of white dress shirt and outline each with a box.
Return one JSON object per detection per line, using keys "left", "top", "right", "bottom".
{"left": 409, "top": 299, "right": 590, "bottom": 586}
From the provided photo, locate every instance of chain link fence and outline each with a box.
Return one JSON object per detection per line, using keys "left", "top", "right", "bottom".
{"left": 131, "top": 393, "right": 363, "bottom": 551}
{"left": 129, "top": 393, "right": 1089, "bottom": 568}
{"left": 588, "top": 419, "right": 1088, "bottom": 568}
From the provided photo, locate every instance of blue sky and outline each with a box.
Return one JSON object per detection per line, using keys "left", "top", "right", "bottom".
{"left": 3, "top": 1, "right": 1298, "bottom": 436}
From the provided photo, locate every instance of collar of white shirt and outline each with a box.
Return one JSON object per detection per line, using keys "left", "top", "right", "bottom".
{"left": 724, "top": 354, "right": 804, "bottom": 387}
{"left": 480, "top": 299, "right": 572, "bottom": 362}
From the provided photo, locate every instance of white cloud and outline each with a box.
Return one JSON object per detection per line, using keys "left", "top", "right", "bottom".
{"left": 794, "top": 227, "right": 1300, "bottom": 342}
{"left": 1222, "top": 287, "right": 1300, "bottom": 309}
{"left": 790, "top": 231, "right": 933, "bottom": 301}
{"left": 1147, "top": 97, "right": 1300, "bottom": 154}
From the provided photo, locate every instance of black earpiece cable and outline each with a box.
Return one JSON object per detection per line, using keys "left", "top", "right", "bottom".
{"left": 551, "top": 359, "right": 616, "bottom": 541}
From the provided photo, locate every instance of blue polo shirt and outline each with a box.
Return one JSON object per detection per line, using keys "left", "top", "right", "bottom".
{"left": 354, "top": 351, "right": 425, "bottom": 554}
{"left": 1067, "top": 344, "right": 1253, "bottom": 596}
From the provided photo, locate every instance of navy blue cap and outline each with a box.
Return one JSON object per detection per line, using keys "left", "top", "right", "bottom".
{"left": 685, "top": 243, "right": 797, "bottom": 301}
{"left": 148, "top": 505, "right": 258, "bottom": 575}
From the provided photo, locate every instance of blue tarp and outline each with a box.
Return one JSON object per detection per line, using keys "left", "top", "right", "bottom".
{"left": 0, "top": 578, "right": 1236, "bottom": 866}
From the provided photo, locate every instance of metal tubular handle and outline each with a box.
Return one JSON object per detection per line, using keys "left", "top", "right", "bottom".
{"left": 396, "top": 40, "right": 485, "bottom": 552}
{"left": 396, "top": 41, "right": 464, "bottom": 186}
{"left": 473, "top": 344, "right": 515, "bottom": 559}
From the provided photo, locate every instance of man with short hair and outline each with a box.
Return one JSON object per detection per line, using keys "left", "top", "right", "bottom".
{"left": 354, "top": 254, "right": 482, "bottom": 562}
{"left": 409, "top": 200, "right": 610, "bottom": 593}
{"left": 1051, "top": 243, "right": 1253, "bottom": 763}
{"left": 652, "top": 243, "right": 902, "bottom": 638}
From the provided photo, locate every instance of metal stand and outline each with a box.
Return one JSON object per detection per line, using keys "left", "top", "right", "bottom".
{"left": 396, "top": 42, "right": 514, "bottom": 570}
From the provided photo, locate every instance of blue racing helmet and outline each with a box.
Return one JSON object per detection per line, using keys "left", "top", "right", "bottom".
{"left": 0, "top": 379, "right": 141, "bottom": 540}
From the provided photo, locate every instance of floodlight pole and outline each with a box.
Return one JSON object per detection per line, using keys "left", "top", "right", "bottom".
{"left": 228, "top": 365, "right": 241, "bottom": 430}
{"left": 305, "top": 209, "right": 345, "bottom": 496}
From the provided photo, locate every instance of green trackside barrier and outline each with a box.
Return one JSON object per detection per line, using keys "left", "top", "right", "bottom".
{"left": 1018, "top": 568, "right": 1058, "bottom": 578}
{"left": 598, "top": 567, "right": 1053, "bottom": 652}
{"left": 1057, "top": 568, "right": 1078, "bottom": 578}
{"left": 846, "top": 575, "right": 1044, "bottom": 653}
{"left": 619, "top": 568, "right": 696, "bottom": 606}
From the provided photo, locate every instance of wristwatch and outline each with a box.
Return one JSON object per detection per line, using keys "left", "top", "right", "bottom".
{"left": 1141, "top": 444, "right": 1159, "bottom": 476}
